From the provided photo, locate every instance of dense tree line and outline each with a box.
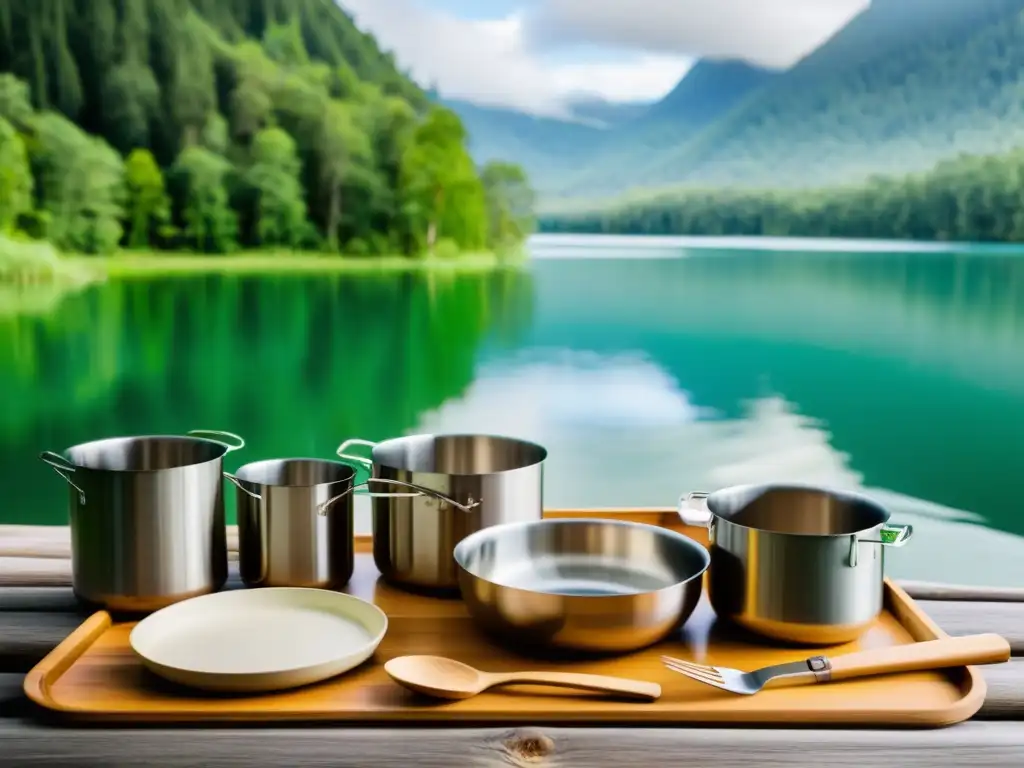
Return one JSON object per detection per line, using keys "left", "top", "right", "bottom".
{"left": 539, "top": 147, "right": 1024, "bottom": 243}
{"left": 0, "top": 0, "right": 534, "bottom": 257}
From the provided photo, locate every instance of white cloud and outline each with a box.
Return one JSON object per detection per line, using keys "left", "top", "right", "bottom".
{"left": 523, "top": 0, "right": 872, "bottom": 70}
{"left": 340, "top": 0, "right": 691, "bottom": 117}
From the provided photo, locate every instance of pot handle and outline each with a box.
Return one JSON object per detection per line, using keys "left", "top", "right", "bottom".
{"left": 317, "top": 478, "right": 481, "bottom": 516}
{"left": 223, "top": 472, "right": 262, "bottom": 500}
{"left": 848, "top": 524, "right": 913, "bottom": 567}
{"left": 336, "top": 438, "right": 376, "bottom": 467}
{"left": 39, "top": 451, "right": 87, "bottom": 505}
{"left": 678, "top": 491, "right": 713, "bottom": 527}
{"left": 874, "top": 523, "right": 914, "bottom": 547}
{"left": 187, "top": 430, "right": 246, "bottom": 452}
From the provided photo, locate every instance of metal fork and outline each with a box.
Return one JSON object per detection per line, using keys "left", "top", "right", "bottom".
{"left": 661, "top": 633, "right": 1011, "bottom": 695}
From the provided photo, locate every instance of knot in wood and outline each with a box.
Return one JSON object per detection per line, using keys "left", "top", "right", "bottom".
{"left": 501, "top": 728, "right": 556, "bottom": 763}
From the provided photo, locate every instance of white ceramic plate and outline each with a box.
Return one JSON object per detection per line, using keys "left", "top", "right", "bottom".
{"left": 129, "top": 588, "right": 388, "bottom": 693}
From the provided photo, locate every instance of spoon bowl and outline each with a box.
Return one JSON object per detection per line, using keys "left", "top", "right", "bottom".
{"left": 383, "top": 654, "right": 662, "bottom": 701}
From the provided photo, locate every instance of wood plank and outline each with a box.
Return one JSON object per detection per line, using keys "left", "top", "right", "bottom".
{"left": 0, "top": 558, "right": 72, "bottom": 587}
{"left": 0, "top": 612, "right": 84, "bottom": 672}
{"left": 0, "top": 720, "right": 1023, "bottom": 767}
{"left": 920, "top": 602, "right": 1024, "bottom": 653}
{"left": 902, "top": 582, "right": 1024, "bottom": 603}
{"left": 977, "top": 659, "right": 1024, "bottom": 719}
{"left": 0, "top": 525, "right": 240, "bottom": 559}
{"left": 0, "top": 674, "right": 24, "bottom": 717}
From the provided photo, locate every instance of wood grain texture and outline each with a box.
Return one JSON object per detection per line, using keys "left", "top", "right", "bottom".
{"left": 1, "top": 721, "right": 1024, "bottom": 767}
{"left": 901, "top": 582, "right": 1024, "bottom": 603}
{"left": 0, "top": 612, "right": 83, "bottom": 672}
{"left": 921, "top": 602, "right": 1024, "bottom": 652}
{"left": 0, "top": 525, "right": 241, "bottom": 560}
{"left": 825, "top": 634, "right": 1010, "bottom": 681}
{"left": 977, "top": 659, "right": 1024, "bottom": 719}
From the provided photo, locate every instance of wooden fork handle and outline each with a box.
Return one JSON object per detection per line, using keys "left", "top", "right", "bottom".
{"left": 488, "top": 671, "right": 662, "bottom": 701}
{"left": 825, "top": 633, "right": 1010, "bottom": 682}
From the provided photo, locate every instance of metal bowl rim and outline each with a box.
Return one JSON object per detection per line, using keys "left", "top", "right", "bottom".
{"left": 453, "top": 517, "right": 711, "bottom": 597}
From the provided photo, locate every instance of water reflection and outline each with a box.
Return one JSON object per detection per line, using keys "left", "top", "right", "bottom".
{"left": 0, "top": 270, "right": 534, "bottom": 524}
{"left": 3, "top": 240, "right": 1024, "bottom": 585}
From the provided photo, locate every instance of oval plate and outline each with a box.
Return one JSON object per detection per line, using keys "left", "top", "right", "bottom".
{"left": 129, "top": 588, "right": 388, "bottom": 693}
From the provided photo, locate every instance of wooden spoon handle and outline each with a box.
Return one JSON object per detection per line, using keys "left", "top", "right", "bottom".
{"left": 490, "top": 671, "right": 662, "bottom": 700}
{"left": 826, "top": 633, "right": 1010, "bottom": 683}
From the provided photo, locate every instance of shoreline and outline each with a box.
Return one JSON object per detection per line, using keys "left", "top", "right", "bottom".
{"left": 66, "top": 251, "right": 520, "bottom": 279}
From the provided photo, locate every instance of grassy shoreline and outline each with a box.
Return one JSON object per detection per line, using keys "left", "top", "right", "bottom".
{"left": 66, "top": 250, "right": 520, "bottom": 279}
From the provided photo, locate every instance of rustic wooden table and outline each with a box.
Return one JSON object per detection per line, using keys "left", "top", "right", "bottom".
{"left": 1, "top": 524, "right": 1023, "bottom": 767}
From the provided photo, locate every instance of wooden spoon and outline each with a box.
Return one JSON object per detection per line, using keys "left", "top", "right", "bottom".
{"left": 384, "top": 655, "right": 662, "bottom": 701}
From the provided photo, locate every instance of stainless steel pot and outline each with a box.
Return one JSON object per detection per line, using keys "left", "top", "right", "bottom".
{"left": 228, "top": 459, "right": 473, "bottom": 590}
{"left": 337, "top": 434, "right": 547, "bottom": 590}
{"left": 39, "top": 430, "right": 245, "bottom": 612}
{"left": 454, "top": 518, "right": 710, "bottom": 653}
{"left": 679, "top": 484, "right": 913, "bottom": 645}
{"left": 227, "top": 459, "right": 359, "bottom": 590}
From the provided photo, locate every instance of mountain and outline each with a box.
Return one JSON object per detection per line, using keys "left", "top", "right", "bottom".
{"left": 588, "top": 0, "right": 1024, "bottom": 193}
{"left": 563, "top": 95, "right": 652, "bottom": 128}
{"left": 444, "top": 59, "right": 775, "bottom": 198}
{"left": 553, "top": 59, "right": 778, "bottom": 199}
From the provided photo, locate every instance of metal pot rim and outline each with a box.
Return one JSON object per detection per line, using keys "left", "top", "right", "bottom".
{"left": 453, "top": 517, "right": 711, "bottom": 596}
{"left": 231, "top": 458, "right": 357, "bottom": 489}
{"left": 55, "top": 434, "right": 237, "bottom": 474}
{"left": 707, "top": 482, "right": 892, "bottom": 538}
{"left": 372, "top": 433, "right": 548, "bottom": 477}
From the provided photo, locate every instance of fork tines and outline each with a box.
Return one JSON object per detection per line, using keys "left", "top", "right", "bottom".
{"left": 660, "top": 655, "right": 726, "bottom": 688}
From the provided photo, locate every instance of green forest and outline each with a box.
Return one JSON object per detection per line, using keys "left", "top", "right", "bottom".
{"left": 0, "top": 0, "right": 535, "bottom": 267}
{"left": 539, "top": 147, "right": 1024, "bottom": 243}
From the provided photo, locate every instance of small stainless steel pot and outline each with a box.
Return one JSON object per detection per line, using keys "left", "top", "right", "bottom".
{"left": 337, "top": 434, "right": 547, "bottom": 591}
{"left": 228, "top": 459, "right": 475, "bottom": 590}
{"left": 679, "top": 484, "right": 913, "bottom": 645}
{"left": 453, "top": 518, "right": 710, "bottom": 653}
{"left": 39, "top": 430, "right": 245, "bottom": 612}
{"left": 227, "top": 459, "right": 359, "bottom": 590}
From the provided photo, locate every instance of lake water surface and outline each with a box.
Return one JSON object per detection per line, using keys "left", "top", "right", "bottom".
{"left": 4, "top": 235, "right": 1024, "bottom": 586}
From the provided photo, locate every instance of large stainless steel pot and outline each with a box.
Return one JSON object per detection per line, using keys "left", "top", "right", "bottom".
{"left": 454, "top": 518, "right": 710, "bottom": 653}
{"left": 679, "top": 484, "right": 913, "bottom": 645}
{"left": 39, "top": 430, "right": 245, "bottom": 612}
{"left": 337, "top": 434, "right": 547, "bottom": 590}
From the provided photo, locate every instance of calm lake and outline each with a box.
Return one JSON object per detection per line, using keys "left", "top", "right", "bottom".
{"left": 3, "top": 234, "right": 1024, "bottom": 586}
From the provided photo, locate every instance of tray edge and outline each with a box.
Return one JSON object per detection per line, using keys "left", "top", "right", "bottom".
{"left": 883, "top": 578, "right": 987, "bottom": 727}
{"left": 24, "top": 610, "right": 112, "bottom": 712}
{"left": 21, "top": 510, "right": 988, "bottom": 728}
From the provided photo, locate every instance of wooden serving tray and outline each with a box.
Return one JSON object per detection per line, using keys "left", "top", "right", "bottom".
{"left": 24, "top": 509, "right": 985, "bottom": 728}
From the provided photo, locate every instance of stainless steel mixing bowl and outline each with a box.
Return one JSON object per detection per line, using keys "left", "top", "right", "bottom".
{"left": 453, "top": 518, "right": 710, "bottom": 654}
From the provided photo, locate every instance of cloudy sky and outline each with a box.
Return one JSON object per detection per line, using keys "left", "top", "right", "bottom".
{"left": 340, "top": 0, "right": 871, "bottom": 117}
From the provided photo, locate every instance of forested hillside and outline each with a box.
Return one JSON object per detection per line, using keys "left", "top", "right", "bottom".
{"left": 540, "top": 146, "right": 1024, "bottom": 243}
{"left": 444, "top": 59, "right": 773, "bottom": 198}
{"left": 0, "top": 0, "right": 534, "bottom": 257}
{"left": 555, "top": 60, "right": 777, "bottom": 198}
{"left": 440, "top": 97, "right": 609, "bottom": 194}
{"left": 629, "top": 0, "right": 1024, "bottom": 191}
